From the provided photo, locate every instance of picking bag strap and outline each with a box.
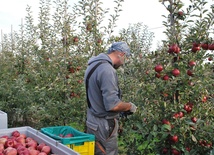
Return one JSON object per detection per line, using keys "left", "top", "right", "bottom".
{"left": 86, "top": 61, "right": 106, "bottom": 108}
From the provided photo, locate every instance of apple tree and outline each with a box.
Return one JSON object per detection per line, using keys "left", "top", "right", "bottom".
{"left": 117, "top": 0, "right": 213, "bottom": 154}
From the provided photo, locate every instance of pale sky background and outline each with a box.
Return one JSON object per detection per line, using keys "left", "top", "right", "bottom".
{"left": 0, "top": 0, "right": 213, "bottom": 50}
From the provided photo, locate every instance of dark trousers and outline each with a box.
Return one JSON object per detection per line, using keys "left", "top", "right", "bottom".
{"left": 86, "top": 111, "right": 119, "bottom": 155}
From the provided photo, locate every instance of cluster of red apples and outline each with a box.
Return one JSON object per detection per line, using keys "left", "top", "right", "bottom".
{"left": 154, "top": 42, "right": 213, "bottom": 80}
{"left": 0, "top": 130, "right": 55, "bottom": 155}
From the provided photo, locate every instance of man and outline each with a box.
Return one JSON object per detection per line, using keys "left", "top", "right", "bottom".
{"left": 84, "top": 41, "right": 137, "bottom": 155}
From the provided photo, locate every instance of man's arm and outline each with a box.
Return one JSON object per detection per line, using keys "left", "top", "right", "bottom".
{"left": 110, "top": 101, "right": 132, "bottom": 112}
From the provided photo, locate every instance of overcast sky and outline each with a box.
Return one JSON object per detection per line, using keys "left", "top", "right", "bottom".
{"left": 0, "top": 0, "right": 213, "bottom": 50}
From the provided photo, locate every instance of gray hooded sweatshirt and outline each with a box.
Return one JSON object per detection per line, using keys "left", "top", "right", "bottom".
{"left": 84, "top": 53, "right": 121, "bottom": 118}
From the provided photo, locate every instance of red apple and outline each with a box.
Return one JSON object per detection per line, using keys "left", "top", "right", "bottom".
{"left": 168, "top": 44, "right": 180, "bottom": 54}
{"left": 41, "top": 146, "right": 51, "bottom": 154}
{"left": 13, "top": 143, "right": 23, "bottom": 149}
{"left": 170, "top": 135, "right": 179, "bottom": 143}
{"left": 208, "top": 44, "right": 214, "bottom": 50}
{"left": 191, "top": 46, "right": 200, "bottom": 52}
{"left": 37, "top": 143, "right": 46, "bottom": 151}
{"left": 201, "top": 43, "right": 209, "bottom": 50}
{"left": 73, "top": 37, "right": 79, "bottom": 43}
{"left": 16, "top": 136, "right": 26, "bottom": 147}
{"left": 162, "top": 75, "right": 169, "bottom": 81}
{"left": 19, "top": 134, "right": 27, "bottom": 139}
{"left": 155, "top": 73, "right": 161, "bottom": 78}
{"left": 184, "top": 103, "right": 193, "bottom": 113}
{"left": 178, "top": 11, "right": 183, "bottom": 16}
{"left": 171, "top": 148, "right": 180, "bottom": 155}
{"left": 28, "top": 149, "right": 40, "bottom": 155}
{"left": 192, "top": 42, "right": 201, "bottom": 47}
{"left": 187, "top": 70, "right": 193, "bottom": 76}
{"left": 188, "top": 60, "right": 196, "bottom": 67}
{"left": 208, "top": 57, "right": 213, "bottom": 61}
{"left": 11, "top": 130, "right": 20, "bottom": 138}
{"left": 25, "top": 137, "right": 33, "bottom": 143}
{"left": 4, "top": 147, "right": 18, "bottom": 155}
{"left": 202, "top": 96, "right": 207, "bottom": 103}
{"left": 26, "top": 140, "right": 37, "bottom": 149}
{"left": 172, "top": 69, "right": 180, "bottom": 76}
{"left": 191, "top": 117, "right": 197, "bottom": 123}
{"left": 173, "top": 113, "right": 180, "bottom": 119}
{"left": 5, "top": 139, "right": 14, "bottom": 148}
{"left": 178, "top": 111, "right": 184, "bottom": 118}
{"left": 162, "top": 119, "right": 170, "bottom": 125}
{"left": 17, "top": 146, "right": 27, "bottom": 154}
{"left": 154, "top": 64, "right": 163, "bottom": 73}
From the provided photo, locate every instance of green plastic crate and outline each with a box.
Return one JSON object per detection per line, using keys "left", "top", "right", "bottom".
{"left": 41, "top": 126, "right": 95, "bottom": 155}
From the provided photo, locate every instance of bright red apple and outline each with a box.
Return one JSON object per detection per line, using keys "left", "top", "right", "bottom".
{"left": 172, "top": 69, "right": 180, "bottom": 76}
{"left": 154, "top": 64, "right": 163, "bottom": 73}
{"left": 191, "top": 117, "right": 197, "bottom": 123}
{"left": 168, "top": 44, "right": 180, "bottom": 54}
{"left": 170, "top": 135, "right": 179, "bottom": 143}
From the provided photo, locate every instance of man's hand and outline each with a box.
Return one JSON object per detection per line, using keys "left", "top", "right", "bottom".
{"left": 129, "top": 102, "right": 137, "bottom": 113}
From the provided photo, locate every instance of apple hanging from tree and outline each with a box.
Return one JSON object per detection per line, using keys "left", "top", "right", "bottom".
{"left": 154, "top": 64, "right": 163, "bottom": 73}
{"left": 187, "top": 70, "right": 193, "bottom": 76}
{"left": 208, "top": 57, "right": 213, "bottom": 61}
{"left": 168, "top": 44, "right": 180, "bottom": 54}
{"left": 201, "top": 43, "right": 209, "bottom": 50}
{"left": 172, "top": 69, "right": 180, "bottom": 77}
{"left": 170, "top": 135, "right": 179, "bottom": 143}
{"left": 162, "top": 75, "right": 169, "bottom": 81}
{"left": 191, "top": 117, "right": 197, "bottom": 123}
{"left": 188, "top": 60, "right": 196, "bottom": 67}
{"left": 208, "top": 44, "right": 214, "bottom": 50}
{"left": 171, "top": 148, "right": 180, "bottom": 155}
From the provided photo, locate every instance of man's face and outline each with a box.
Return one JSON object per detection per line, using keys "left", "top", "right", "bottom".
{"left": 113, "top": 53, "right": 127, "bottom": 69}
